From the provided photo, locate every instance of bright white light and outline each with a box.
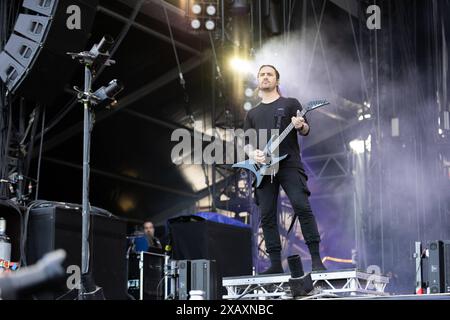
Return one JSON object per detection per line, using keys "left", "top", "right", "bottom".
{"left": 350, "top": 135, "right": 371, "bottom": 154}
{"left": 205, "top": 19, "right": 215, "bottom": 30}
{"left": 238, "top": 212, "right": 249, "bottom": 217}
{"left": 192, "top": 4, "right": 202, "bottom": 14}
{"left": 243, "top": 101, "right": 252, "bottom": 111}
{"left": 349, "top": 139, "right": 365, "bottom": 154}
{"left": 358, "top": 114, "right": 371, "bottom": 121}
{"left": 191, "top": 19, "right": 201, "bottom": 29}
{"left": 244, "top": 87, "right": 254, "bottom": 97}
{"left": 206, "top": 4, "right": 216, "bottom": 15}
{"left": 363, "top": 101, "right": 371, "bottom": 108}
{"left": 229, "top": 57, "right": 252, "bottom": 74}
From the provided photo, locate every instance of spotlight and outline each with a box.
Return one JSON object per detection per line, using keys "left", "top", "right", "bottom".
{"left": 191, "top": 3, "right": 202, "bottom": 14}
{"left": 243, "top": 101, "right": 252, "bottom": 111}
{"left": 90, "top": 35, "right": 114, "bottom": 56}
{"left": 205, "top": 19, "right": 215, "bottom": 30}
{"left": 349, "top": 139, "right": 365, "bottom": 154}
{"left": 88, "top": 35, "right": 115, "bottom": 71}
{"left": 349, "top": 135, "right": 371, "bottom": 154}
{"left": 191, "top": 19, "right": 201, "bottom": 29}
{"left": 244, "top": 87, "right": 254, "bottom": 98}
{"left": 206, "top": 4, "right": 216, "bottom": 15}
{"left": 92, "top": 79, "right": 124, "bottom": 108}
{"left": 229, "top": 57, "right": 252, "bottom": 74}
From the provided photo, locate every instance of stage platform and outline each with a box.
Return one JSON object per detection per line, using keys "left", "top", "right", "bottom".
{"left": 222, "top": 269, "right": 390, "bottom": 300}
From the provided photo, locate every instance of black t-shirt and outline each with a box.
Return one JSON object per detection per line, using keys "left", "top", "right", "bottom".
{"left": 243, "top": 96, "right": 309, "bottom": 171}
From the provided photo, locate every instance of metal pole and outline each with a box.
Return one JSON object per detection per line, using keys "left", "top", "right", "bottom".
{"left": 81, "top": 65, "right": 93, "bottom": 286}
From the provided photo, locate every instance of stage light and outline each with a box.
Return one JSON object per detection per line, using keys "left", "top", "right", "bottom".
{"left": 191, "top": 3, "right": 202, "bottom": 14}
{"left": 244, "top": 87, "right": 254, "bottom": 97}
{"left": 92, "top": 79, "right": 124, "bottom": 108}
{"left": 349, "top": 135, "right": 371, "bottom": 154}
{"left": 358, "top": 114, "right": 371, "bottom": 121}
{"left": 191, "top": 19, "right": 201, "bottom": 29}
{"left": 229, "top": 57, "right": 252, "bottom": 74}
{"left": 205, "top": 19, "right": 215, "bottom": 30}
{"left": 206, "top": 4, "right": 216, "bottom": 15}
{"left": 349, "top": 139, "right": 364, "bottom": 154}
{"left": 243, "top": 101, "right": 252, "bottom": 111}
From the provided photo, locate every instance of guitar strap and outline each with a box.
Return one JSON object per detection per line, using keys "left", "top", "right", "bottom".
{"left": 269, "top": 108, "right": 285, "bottom": 184}
{"left": 287, "top": 215, "right": 297, "bottom": 234}
{"left": 274, "top": 107, "right": 285, "bottom": 129}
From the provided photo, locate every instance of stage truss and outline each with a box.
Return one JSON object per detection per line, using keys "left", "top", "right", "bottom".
{"left": 222, "top": 269, "right": 390, "bottom": 300}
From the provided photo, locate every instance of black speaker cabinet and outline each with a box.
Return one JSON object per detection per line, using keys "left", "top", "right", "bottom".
{"left": 170, "top": 217, "right": 252, "bottom": 299}
{"left": 427, "top": 240, "right": 445, "bottom": 294}
{"left": 26, "top": 202, "right": 128, "bottom": 299}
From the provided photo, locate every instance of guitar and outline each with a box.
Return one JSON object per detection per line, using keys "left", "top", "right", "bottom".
{"left": 232, "top": 99, "right": 330, "bottom": 187}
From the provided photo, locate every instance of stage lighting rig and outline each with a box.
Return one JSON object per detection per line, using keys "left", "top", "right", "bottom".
{"left": 91, "top": 79, "right": 124, "bottom": 109}
{"left": 187, "top": 1, "right": 220, "bottom": 31}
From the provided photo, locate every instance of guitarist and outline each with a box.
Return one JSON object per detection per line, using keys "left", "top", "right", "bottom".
{"left": 243, "top": 65, "right": 326, "bottom": 274}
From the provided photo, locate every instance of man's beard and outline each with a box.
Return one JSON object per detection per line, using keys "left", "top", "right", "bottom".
{"left": 259, "top": 85, "right": 277, "bottom": 92}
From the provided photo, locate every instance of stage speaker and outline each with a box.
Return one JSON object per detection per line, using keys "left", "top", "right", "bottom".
{"left": 0, "top": 0, "right": 98, "bottom": 104}
{"left": 427, "top": 240, "right": 445, "bottom": 293}
{"left": 26, "top": 202, "right": 128, "bottom": 299}
{"left": 443, "top": 241, "right": 450, "bottom": 293}
{"left": 169, "top": 217, "right": 252, "bottom": 299}
{"left": 169, "top": 217, "right": 252, "bottom": 278}
{"left": 178, "top": 260, "right": 191, "bottom": 300}
{"left": 190, "top": 259, "right": 218, "bottom": 300}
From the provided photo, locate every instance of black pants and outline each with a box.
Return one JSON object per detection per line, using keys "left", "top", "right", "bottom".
{"left": 255, "top": 167, "right": 321, "bottom": 254}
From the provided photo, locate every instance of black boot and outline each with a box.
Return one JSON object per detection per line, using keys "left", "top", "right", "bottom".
{"left": 307, "top": 242, "right": 327, "bottom": 272}
{"left": 259, "top": 252, "right": 284, "bottom": 275}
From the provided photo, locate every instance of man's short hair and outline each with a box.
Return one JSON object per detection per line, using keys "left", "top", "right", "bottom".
{"left": 143, "top": 219, "right": 153, "bottom": 225}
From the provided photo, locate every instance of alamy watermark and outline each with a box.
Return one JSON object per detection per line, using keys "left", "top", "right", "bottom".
{"left": 366, "top": 5, "right": 381, "bottom": 30}
{"left": 170, "top": 120, "right": 280, "bottom": 165}
{"left": 66, "top": 5, "right": 81, "bottom": 30}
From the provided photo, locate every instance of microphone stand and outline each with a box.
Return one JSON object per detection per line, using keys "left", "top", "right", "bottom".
{"left": 67, "top": 38, "right": 117, "bottom": 300}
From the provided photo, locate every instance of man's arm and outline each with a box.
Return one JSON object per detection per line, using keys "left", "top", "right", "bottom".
{"left": 298, "top": 120, "right": 310, "bottom": 136}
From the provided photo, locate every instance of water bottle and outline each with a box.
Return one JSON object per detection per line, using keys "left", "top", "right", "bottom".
{"left": 0, "top": 218, "right": 11, "bottom": 263}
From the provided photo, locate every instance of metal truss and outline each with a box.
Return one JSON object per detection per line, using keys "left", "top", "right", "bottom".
{"left": 222, "top": 269, "right": 390, "bottom": 300}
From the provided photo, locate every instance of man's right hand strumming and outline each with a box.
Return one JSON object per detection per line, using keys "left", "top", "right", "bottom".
{"left": 251, "top": 149, "right": 266, "bottom": 164}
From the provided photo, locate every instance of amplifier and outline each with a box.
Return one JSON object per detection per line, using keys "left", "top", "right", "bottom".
{"left": 178, "top": 260, "right": 191, "bottom": 300}
{"left": 176, "top": 259, "right": 218, "bottom": 300}
{"left": 190, "top": 259, "right": 218, "bottom": 300}
{"left": 425, "top": 240, "right": 450, "bottom": 293}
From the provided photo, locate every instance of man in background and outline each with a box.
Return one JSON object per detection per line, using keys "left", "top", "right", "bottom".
{"left": 143, "top": 220, "right": 162, "bottom": 249}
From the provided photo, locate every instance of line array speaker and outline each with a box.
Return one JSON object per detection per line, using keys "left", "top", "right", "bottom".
{"left": 0, "top": 0, "right": 98, "bottom": 104}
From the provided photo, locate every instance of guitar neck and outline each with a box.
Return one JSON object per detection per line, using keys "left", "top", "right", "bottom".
{"left": 269, "top": 109, "right": 306, "bottom": 153}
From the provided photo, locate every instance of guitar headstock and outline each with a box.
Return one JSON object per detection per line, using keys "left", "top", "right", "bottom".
{"left": 306, "top": 99, "right": 330, "bottom": 112}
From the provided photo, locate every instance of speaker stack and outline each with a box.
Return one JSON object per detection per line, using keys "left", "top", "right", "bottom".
{"left": 0, "top": 0, "right": 98, "bottom": 104}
